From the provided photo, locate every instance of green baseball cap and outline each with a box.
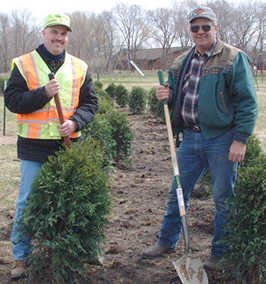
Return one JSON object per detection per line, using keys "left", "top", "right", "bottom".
{"left": 43, "top": 13, "right": 72, "bottom": 31}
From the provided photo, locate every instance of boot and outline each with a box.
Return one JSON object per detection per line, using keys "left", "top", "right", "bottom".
{"left": 142, "top": 244, "right": 175, "bottom": 259}
{"left": 10, "top": 260, "right": 26, "bottom": 279}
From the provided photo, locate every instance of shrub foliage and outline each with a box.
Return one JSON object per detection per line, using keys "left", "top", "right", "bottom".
{"left": 81, "top": 114, "right": 115, "bottom": 170}
{"left": 222, "top": 153, "right": 266, "bottom": 283}
{"left": 147, "top": 87, "right": 164, "bottom": 121}
{"left": 22, "top": 142, "right": 110, "bottom": 283}
{"left": 115, "top": 84, "right": 129, "bottom": 107}
{"left": 129, "top": 86, "right": 147, "bottom": 114}
{"left": 103, "top": 110, "right": 134, "bottom": 160}
{"left": 105, "top": 83, "right": 117, "bottom": 99}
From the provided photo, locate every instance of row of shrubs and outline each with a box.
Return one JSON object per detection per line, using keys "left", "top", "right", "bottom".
{"left": 95, "top": 80, "right": 165, "bottom": 120}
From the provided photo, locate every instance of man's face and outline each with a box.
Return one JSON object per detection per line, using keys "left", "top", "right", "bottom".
{"left": 42, "top": 25, "right": 69, "bottom": 55}
{"left": 190, "top": 18, "right": 217, "bottom": 54}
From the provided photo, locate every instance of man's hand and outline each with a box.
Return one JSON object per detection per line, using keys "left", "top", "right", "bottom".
{"left": 59, "top": 120, "right": 77, "bottom": 137}
{"left": 229, "top": 140, "right": 247, "bottom": 162}
{"left": 156, "top": 85, "right": 170, "bottom": 102}
{"left": 45, "top": 79, "right": 60, "bottom": 98}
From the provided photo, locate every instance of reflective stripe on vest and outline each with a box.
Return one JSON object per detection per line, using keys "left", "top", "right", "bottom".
{"left": 13, "top": 50, "right": 87, "bottom": 139}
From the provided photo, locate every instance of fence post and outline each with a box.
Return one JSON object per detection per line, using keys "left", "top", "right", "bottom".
{"left": 2, "top": 80, "right": 6, "bottom": 136}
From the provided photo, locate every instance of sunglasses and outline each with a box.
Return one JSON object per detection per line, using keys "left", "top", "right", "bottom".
{"left": 190, "top": 24, "right": 212, "bottom": 33}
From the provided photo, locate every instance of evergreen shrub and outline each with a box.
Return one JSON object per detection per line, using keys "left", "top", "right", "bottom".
{"left": 97, "top": 89, "right": 108, "bottom": 97}
{"left": 81, "top": 114, "right": 116, "bottom": 171}
{"left": 129, "top": 86, "right": 147, "bottom": 114}
{"left": 222, "top": 153, "right": 266, "bottom": 284}
{"left": 22, "top": 141, "right": 110, "bottom": 283}
{"left": 147, "top": 87, "right": 164, "bottom": 121}
{"left": 103, "top": 110, "right": 134, "bottom": 160}
{"left": 94, "top": 80, "right": 103, "bottom": 92}
{"left": 115, "top": 84, "right": 129, "bottom": 107}
{"left": 239, "top": 134, "right": 263, "bottom": 169}
{"left": 105, "top": 83, "right": 117, "bottom": 99}
{"left": 97, "top": 95, "right": 115, "bottom": 115}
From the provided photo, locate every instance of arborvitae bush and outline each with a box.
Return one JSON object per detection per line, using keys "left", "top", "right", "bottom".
{"left": 94, "top": 80, "right": 103, "bottom": 92}
{"left": 129, "top": 86, "right": 147, "bottom": 114}
{"left": 97, "top": 95, "right": 115, "bottom": 115}
{"left": 103, "top": 110, "right": 134, "bottom": 160}
{"left": 222, "top": 153, "right": 266, "bottom": 284}
{"left": 81, "top": 114, "right": 116, "bottom": 171}
{"left": 97, "top": 89, "right": 108, "bottom": 98}
{"left": 239, "top": 134, "right": 263, "bottom": 168}
{"left": 115, "top": 84, "right": 129, "bottom": 107}
{"left": 147, "top": 88, "right": 164, "bottom": 121}
{"left": 105, "top": 83, "right": 117, "bottom": 99}
{"left": 22, "top": 141, "right": 110, "bottom": 283}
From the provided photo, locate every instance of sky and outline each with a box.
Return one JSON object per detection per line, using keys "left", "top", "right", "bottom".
{"left": 1, "top": 0, "right": 247, "bottom": 22}
{"left": 1, "top": 0, "right": 175, "bottom": 21}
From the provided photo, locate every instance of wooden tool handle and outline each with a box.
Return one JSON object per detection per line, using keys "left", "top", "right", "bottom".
{"left": 158, "top": 70, "right": 185, "bottom": 216}
{"left": 48, "top": 73, "right": 71, "bottom": 148}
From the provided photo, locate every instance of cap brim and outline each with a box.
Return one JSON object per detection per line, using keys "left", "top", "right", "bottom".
{"left": 44, "top": 24, "right": 72, "bottom": 32}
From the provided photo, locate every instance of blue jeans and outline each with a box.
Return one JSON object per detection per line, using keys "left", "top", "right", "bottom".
{"left": 159, "top": 129, "right": 238, "bottom": 256}
{"left": 11, "top": 160, "right": 43, "bottom": 260}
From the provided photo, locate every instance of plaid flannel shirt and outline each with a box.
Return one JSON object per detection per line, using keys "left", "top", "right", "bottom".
{"left": 181, "top": 45, "right": 214, "bottom": 126}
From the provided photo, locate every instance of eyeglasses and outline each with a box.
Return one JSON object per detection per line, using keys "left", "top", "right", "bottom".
{"left": 190, "top": 24, "right": 212, "bottom": 33}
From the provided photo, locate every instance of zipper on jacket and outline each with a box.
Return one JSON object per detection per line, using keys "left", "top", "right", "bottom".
{"left": 220, "top": 91, "right": 229, "bottom": 113}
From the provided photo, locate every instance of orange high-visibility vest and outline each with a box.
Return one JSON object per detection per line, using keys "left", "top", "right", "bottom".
{"left": 12, "top": 50, "right": 88, "bottom": 139}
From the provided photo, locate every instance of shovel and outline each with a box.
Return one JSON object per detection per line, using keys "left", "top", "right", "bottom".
{"left": 48, "top": 72, "right": 71, "bottom": 148}
{"left": 157, "top": 70, "right": 208, "bottom": 284}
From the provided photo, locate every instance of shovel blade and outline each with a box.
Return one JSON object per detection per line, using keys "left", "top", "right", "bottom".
{"left": 173, "top": 255, "right": 208, "bottom": 284}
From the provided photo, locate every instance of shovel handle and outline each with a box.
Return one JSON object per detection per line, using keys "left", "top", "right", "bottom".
{"left": 158, "top": 70, "right": 190, "bottom": 254}
{"left": 48, "top": 73, "right": 71, "bottom": 148}
{"left": 157, "top": 70, "right": 184, "bottom": 216}
{"left": 158, "top": 70, "right": 189, "bottom": 253}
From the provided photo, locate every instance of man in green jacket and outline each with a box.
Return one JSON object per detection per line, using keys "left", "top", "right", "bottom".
{"left": 142, "top": 7, "right": 258, "bottom": 271}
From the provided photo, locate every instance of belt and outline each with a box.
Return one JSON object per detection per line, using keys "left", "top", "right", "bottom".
{"left": 186, "top": 125, "right": 201, "bottom": 132}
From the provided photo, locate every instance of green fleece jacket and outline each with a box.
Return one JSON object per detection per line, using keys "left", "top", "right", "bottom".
{"left": 168, "top": 40, "right": 258, "bottom": 144}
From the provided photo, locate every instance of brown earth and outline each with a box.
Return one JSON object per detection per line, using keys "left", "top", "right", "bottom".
{"left": 0, "top": 108, "right": 235, "bottom": 283}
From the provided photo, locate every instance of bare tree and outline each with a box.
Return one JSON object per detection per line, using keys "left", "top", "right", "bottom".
{"left": 91, "top": 11, "right": 118, "bottom": 73}
{"left": 9, "top": 10, "right": 41, "bottom": 57}
{"left": 172, "top": 0, "right": 197, "bottom": 48}
{"left": 227, "top": 4, "right": 257, "bottom": 51}
{"left": 113, "top": 3, "right": 150, "bottom": 69}
{"left": 0, "top": 13, "right": 11, "bottom": 72}
{"left": 68, "top": 11, "right": 93, "bottom": 60}
{"left": 207, "top": 0, "right": 234, "bottom": 43}
{"left": 147, "top": 8, "right": 177, "bottom": 68}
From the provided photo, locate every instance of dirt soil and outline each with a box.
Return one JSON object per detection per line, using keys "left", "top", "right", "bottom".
{"left": 0, "top": 109, "right": 233, "bottom": 283}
